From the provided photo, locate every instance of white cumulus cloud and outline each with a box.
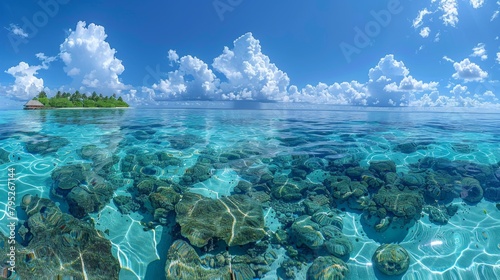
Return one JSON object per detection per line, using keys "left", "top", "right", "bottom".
{"left": 5, "top": 62, "right": 45, "bottom": 101}
{"left": 3, "top": 53, "right": 55, "bottom": 101}
{"left": 470, "top": 43, "right": 487, "bottom": 60}
{"left": 168, "top": 49, "right": 179, "bottom": 64}
{"left": 59, "top": 21, "right": 126, "bottom": 93}
{"left": 497, "top": 52, "right": 500, "bottom": 63}
{"left": 469, "top": 0, "right": 484, "bottom": 8}
{"left": 452, "top": 58, "right": 488, "bottom": 81}
{"left": 212, "top": 32, "right": 290, "bottom": 101}
{"left": 451, "top": 84, "right": 469, "bottom": 95}
{"left": 289, "top": 81, "right": 369, "bottom": 105}
{"left": 413, "top": 9, "right": 432, "bottom": 28}
{"left": 384, "top": 75, "right": 439, "bottom": 92}
{"left": 419, "top": 27, "right": 431, "bottom": 38}
{"left": 368, "top": 54, "right": 409, "bottom": 81}
{"left": 367, "top": 55, "right": 438, "bottom": 106}
{"left": 152, "top": 54, "right": 218, "bottom": 100}
{"left": 6, "top": 23, "right": 28, "bottom": 38}
{"left": 439, "top": 0, "right": 459, "bottom": 26}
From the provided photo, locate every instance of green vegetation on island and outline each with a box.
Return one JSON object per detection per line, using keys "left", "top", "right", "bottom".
{"left": 33, "top": 91, "right": 129, "bottom": 108}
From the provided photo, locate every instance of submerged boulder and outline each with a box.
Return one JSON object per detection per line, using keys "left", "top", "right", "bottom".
{"left": 25, "top": 135, "right": 70, "bottom": 155}
{"left": 369, "top": 160, "right": 396, "bottom": 178}
{"left": 0, "top": 148, "right": 10, "bottom": 164}
{"left": 17, "top": 196, "right": 120, "bottom": 279}
{"left": 307, "top": 256, "right": 349, "bottom": 280}
{"left": 291, "top": 216, "right": 325, "bottom": 250}
{"left": 459, "top": 177, "right": 483, "bottom": 203}
{"left": 372, "top": 244, "right": 410, "bottom": 276}
{"left": 372, "top": 185, "right": 423, "bottom": 222}
{"left": 175, "top": 193, "right": 266, "bottom": 247}
{"left": 165, "top": 240, "right": 254, "bottom": 280}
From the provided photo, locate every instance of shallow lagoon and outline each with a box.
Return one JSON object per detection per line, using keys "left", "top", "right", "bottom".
{"left": 1, "top": 108, "right": 499, "bottom": 279}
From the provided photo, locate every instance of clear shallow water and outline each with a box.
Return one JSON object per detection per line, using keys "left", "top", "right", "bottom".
{"left": 0, "top": 108, "right": 499, "bottom": 280}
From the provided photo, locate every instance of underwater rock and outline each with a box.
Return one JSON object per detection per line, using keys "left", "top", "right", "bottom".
{"left": 180, "top": 162, "right": 213, "bottom": 185}
{"left": 113, "top": 195, "right": 140, "bottom": 214}
{"left": 149, "top": 186, "right": 181, "bottom": 211}
{"left": 373, "top": 185, "right": 423, "bottom": 222}
{"left": 165, "top": 240, "right": 203, "bottom": 279}
{"left": 451, "top": 143, "right": 476, "bottom": 154}
{"left": 168, "top": 134, "right": 203, "bottom": 150}
{"left": 17, "top": 197, "right": 120, "bottom": 279}
{"left": 248, "top": 191, "right": 271, "bottom": 203}
{"left": 175, "top": 193, "right": 266, "bottom": 247}
{"left": 155, "top": 152, "right": 182, "bottom": 167}
{"left": 291, "top": 216, "right": 324, "bottom": 250}
{"left": 362, "top": 174, "right": 385, "bottom": 191}
{"left": 25, "top": 135, "right": 70, "bottom": 155}
{"left": 51, "top": 164, "right": 91, "bottom": 196}
{"left": 311, "top": 208, "right": 343, "bottom": 230}
{"left": 484, "top": 187, "right": 500, "bottom": 202}
{"left": 323, "top": 226, "right": 353, "bottom": 258}
{"left": 271, "top": 179, "right": 305, "bottom": 202}
{"left": 456, "top": 162, "right": 494, "bottom": 183}
{"left": 78, "top": 144, "right": 100, "bottom": 160}
{"left": 0, "top": 148, "right": 10, "bottom": 164}
{"left": 459, "top": 177, "right": 483, "bottom": 203}
{"left": 324, "top": 176, "right": 368, "bottom": 202}
{"left": 132, "top": 129, "right": 156, "bottom": 140}
{"left": 369, "top": 160, "right": 396, "bottom": 178}
{"left": 93, "top": 155, "right": 120, "bottom": 178}
{"left": 165, "top": 240, "right": 254, "bottom": 280}
{"left": 345, "top": 166, "right": 365, "bottom": 180}
{"left": 120, "top": 154, "right": 136, "bottom": 173}
{"left": 304, "top": 195, "right": 331, "bottom": 215}
{"left": 424, "top": 171, "right": 460, "bottom": 201}
{"left": 136, "top": 178, "right": 157, "bottom": 194}
{"left": 307, "top": 256, "right": 349, "bottom": 280}
{"left": 400, "top": 173, "right": 425, "bottom": 188}
{"left": 424, "top": 205, "right": 449, "bottom": 224}
{"left": 136, "top": 153, "right": 158, "bottom": 167}
{"left": 372, "top": 244, "right": 410, "bottom": 276}
{"left": 66, "top": 182, "right": 114, "bottom": 218}
{"left": 393, "top": 142, "right": 418, "bottom": 154}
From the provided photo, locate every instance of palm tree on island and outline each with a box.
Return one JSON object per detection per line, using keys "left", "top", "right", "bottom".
{"left": 24, "top": 91, "right": 129, "bottom": 109}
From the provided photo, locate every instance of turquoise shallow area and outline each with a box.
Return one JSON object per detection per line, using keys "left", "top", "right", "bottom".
{"left": 1, "top": 108, "right": 500, "bottom": 280}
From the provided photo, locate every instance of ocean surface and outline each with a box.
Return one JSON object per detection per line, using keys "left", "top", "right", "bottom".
{"left": 1, "top": 108, "right": 500, "bottom": 280}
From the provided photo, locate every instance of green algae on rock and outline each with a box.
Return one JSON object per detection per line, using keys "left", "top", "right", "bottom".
{"left": 16, "top": 196, "right": 120, "bottom": 279}
{"left": 175, "top": 192, "right": 266, "bottom": 247}
{"left": 307, "top": 256, "right": 349, "bottom": 280}
{"left": 165, "top": 240, "right": 255, "bottom": 280}
{"left": 372, "top": 244, "right": 410, "bottom": 276}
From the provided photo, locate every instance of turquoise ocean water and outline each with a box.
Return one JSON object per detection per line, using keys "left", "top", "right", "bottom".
{"left": 1, "top": 108, "right": 500, "bottom": 280}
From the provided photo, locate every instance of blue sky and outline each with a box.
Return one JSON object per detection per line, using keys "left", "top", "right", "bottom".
{"left": 1, "top": 0, "right": 499, "bottom": 108}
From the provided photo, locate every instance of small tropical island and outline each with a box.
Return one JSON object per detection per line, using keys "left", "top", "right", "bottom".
{"left": 24, "top": 91, "right": 129, "bottom": 109}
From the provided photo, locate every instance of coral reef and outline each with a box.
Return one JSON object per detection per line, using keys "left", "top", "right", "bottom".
{"left": 15, "top": 196, "right": 120, "bottom": 279}
{"left": 51, "top": 164, "right": 114, "bottom": 218}
{"left": 0, "top": 148, "right": 10, "bottom": 164}
{"left": 307, "top": 256, "right": 349, "bottom": 280}
{"left": 175, "top": 193, "right": 266, "bottom": 247}
{"left": 372, "top": 244, "right": 410, "bottom": 276}
{"left": 25, "top": 135, "right": 70, "bottom": 155}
